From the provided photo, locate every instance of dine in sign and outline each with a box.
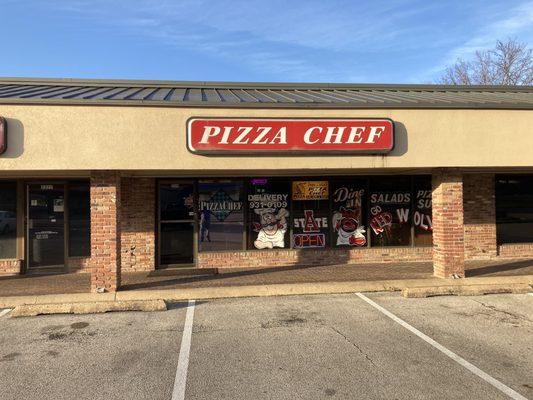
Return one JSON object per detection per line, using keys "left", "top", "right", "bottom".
{"left": 187, "top": 118, "right": 394, "bottom": 154}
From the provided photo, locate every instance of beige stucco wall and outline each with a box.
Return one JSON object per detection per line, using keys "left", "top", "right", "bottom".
{"left": 0, "top": 104, "right": 531, "bottom": 176}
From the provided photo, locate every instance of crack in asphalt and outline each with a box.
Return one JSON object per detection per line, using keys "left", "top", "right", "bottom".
{"left": 473, "top": 300, "right": 532, "bottom": 324}
{"left": 330, "top": 326, "right": 377, "bottom": 367}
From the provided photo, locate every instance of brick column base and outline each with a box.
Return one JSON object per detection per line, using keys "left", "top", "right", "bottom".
{"left": 463, "top": 174, "right": 497, "bottom": 259}
{"left": 121, "top": 178, "right": 156, "bottom": 271}
{"left": 90, "top": 171, "right": 121, "bottom": 292}
{"left": 432, "top": 169, "right": 465, "bottom": 278}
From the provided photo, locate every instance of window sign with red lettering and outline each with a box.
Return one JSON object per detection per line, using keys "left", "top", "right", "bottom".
{"left": 291, "top": 181, "right": 330, "bottom": 249}
{"left": 369, "top": 180, "right": 412, "bottom": 246}
{"left": 187, "top": 118, "right": 394, "bottom": 154}
{"left": 331, "top": 179, "right": 367, "bottom": 247}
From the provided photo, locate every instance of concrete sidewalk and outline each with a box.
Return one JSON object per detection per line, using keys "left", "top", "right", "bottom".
{"left": 2, "top": 258, "right": 533, "bottom": 298}
{"left": 1, "top": 260, "right": 533, "bottom": 312}
{"left": 1, "top": 274, "right": 532, "bottom": 310}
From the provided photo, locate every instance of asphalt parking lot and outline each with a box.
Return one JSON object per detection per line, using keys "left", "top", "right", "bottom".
{"left": 0, "top": 293, "right": 532, "bottom": 400}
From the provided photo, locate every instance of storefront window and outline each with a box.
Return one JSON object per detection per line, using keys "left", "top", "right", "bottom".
{"left": 198, "top": 180, "right": 244, "bottom": 252}
{"left": 0, "top": 182, "right": 17, "bottom": 259}
{"left": 160, "top": 183, "right": 195, "bottom": 221}
{"left": 247, "top": 178, "right": 290, "bottom": 250}
{"left": 413, "top": 176, "right": 432, "bottom": 246}
{"left": 68, "top": 181, "right": 90, "bottom": 257}
{"left": 496, "top": 175, "right": 533, "bottom": 244}
{"left": 369, "top": 177, "right": 412, "bottom": 246}
{"left": 331, "top": 179, "right": 367, "bottom": 247}
{"left": 291, "top": 180, "right": 330, "bottom": 249}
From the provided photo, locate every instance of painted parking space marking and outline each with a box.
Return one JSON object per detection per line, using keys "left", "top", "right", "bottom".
{"left": 0, "top": 308, "right": 12, "bottom": 318}
{"left": 356, "top": 293, "right": 528, "bottom": 400}
{"left": 171, "top": 300, "right": 196, "bottom": 400}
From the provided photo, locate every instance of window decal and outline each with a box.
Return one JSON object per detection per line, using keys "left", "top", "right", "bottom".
{"left": 248, "top": 179, "right": 290, "bottom": 249}
{"left": 332, "top": 182, "right": 367, "bottom": 247}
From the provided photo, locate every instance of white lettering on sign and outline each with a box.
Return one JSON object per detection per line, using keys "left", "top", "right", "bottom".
{"left": 347, "top": 126, "right": 365, "bottom": 143}
{"left": 199, "top": 125, "right": 388, "bottom": 146}
{"left": 304, "top": 127, "right": 321, "bottom": 144}
{"left": 367, "top": 126, "right": 385, "bottom": 143}
{"left": 202, "top": 126, "right": 288, "bottom": 145}
{"left": 199, "top": 126, "right": 220, "bottom": 144}
{"left": 188, "top": 118, "right": 394, "bottom": 154}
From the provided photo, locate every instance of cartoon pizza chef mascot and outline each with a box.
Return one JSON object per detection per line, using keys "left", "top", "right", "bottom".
{"left": 332, "top": 207, "right": 366, "bottom": 246}
{"left": 253, "top": 208, "right": 289, "bottom": 249}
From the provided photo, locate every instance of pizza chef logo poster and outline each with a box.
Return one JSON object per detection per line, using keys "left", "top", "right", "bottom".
{"left": 198, "top": 182, "right": 243, "bottom": 251}
{"left": 331, "top": 181, "right": 367, "bottom": 246}
{"left": 291, "top": 181, "right": 329, "bottom": 249}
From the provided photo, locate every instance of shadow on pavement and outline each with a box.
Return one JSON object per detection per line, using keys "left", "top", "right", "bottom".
{"left": 465, "top": 259, "right": 533, "bottom": 277}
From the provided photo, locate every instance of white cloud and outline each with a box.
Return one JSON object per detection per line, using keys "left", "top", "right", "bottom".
{"left": 37, "top": 0, "right": 533, "bottom": 82}
{"left": 418, "top": 1, "right": 533, "bottom": 82}
{"left": 44, "top": 0, "right": 440, "bottom": 80}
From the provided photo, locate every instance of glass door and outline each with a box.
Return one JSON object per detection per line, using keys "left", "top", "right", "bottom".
{"left": 158, "top": 181, "right": 196, "bottom": 266}
{"left": 27, "top": 183, "right": 66, "bottom": 270}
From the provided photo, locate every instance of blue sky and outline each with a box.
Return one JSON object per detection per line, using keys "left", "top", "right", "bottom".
{"left": 1, "top": 0, "right": 532, "bottom": 83}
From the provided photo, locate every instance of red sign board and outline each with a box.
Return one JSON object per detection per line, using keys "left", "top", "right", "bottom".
{"left": 0, "top": 117, "right": 6, "bottom": 155}
{"left": 187, "top": 118, "right": 394, "bottom": 155}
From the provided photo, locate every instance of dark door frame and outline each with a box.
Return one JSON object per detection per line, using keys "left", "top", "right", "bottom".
{"left": 25, "top": 181, "right": 68, "bottom": 274}
{"left": 156, "top": 179, "right": 198, "bottom": 268}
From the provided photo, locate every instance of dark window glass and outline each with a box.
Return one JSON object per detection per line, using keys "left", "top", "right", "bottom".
{"left": 291, "top": 180, "right": 330, "bottom": 249}
{"left": 413, "top": 176, "right": 433, "bottom": 246}
{"left": 68, "top": 182, "right": 90, "bottom": 257}
{"left": 198, "top": 180, "right": 244, "bottom": 252}
{"left": 369, "top": 177, "right": 412, "bottom": 246}
{"left": 160, "top": 183, "right": 195, "bottom": 221}
{"left": 160, "top": 222, "right": 194, "bottom": 264}
{"left": 331, "top": 179, "right": 368, "bottom": 247}
{"left": 496, "top": 175, "right": 533, "bottom": 244}
{"left": 0, "top": 182, "right": 17, "bottom": 259}
{"left": 28, "top": 184, "right": 65, "bottom": 267}
{"left": 247, "top": 178, "right": 290, "bottom": 250}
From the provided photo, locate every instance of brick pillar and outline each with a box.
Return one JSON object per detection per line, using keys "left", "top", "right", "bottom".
{"left": 432, "top": 169, "right": 465, "bottom": 278}
{"left": 90, "top": 171, "right": 121, "bottom": 292}
{"left": 121, "top": 178, "right": 156, "bottom": 271}
{"left": 463, "top": 174, "right": 497, "bottom": 259}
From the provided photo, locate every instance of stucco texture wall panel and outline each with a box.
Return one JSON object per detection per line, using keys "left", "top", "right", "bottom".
{"left": 0, "top": 105, "right": 532, "bottom": 172}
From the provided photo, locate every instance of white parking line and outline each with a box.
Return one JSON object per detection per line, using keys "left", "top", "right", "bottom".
{"left": 0, "top": 308, "right": 12, "bottom": 318}
{"left": 171, "top": 300, "right": 196, "bottom": 400}
{"left": 356, "top": 293, "right": 527, "bottom": 400}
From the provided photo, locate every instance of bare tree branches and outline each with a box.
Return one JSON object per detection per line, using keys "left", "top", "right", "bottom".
{"left": 439, "top": 38, "right": 533, "bottom": 85}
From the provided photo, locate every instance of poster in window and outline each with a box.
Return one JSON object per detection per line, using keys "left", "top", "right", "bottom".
{"left": 369, "top": 180, "right": 412, "bottom": 246}
{"left": 292, "top": 181, "right": 329, "bottom": 200}
{"left": 413, "top": 176, "right": 432, "bottom": 246}
{"left": 198, "top": 181, "right": 244, "bottom": 252}
{"left": 247, "top": 179, "right": 290, "bottom": 249}
{"left": 292, "top": 181, "right": 329, "bottom": 248}
{"left": 331, "top": 180, "right": 367, "bottom": 246}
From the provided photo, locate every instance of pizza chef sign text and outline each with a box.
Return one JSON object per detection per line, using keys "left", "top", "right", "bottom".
{"left": 187, "top": 118, "right": 394, "bottom": 154}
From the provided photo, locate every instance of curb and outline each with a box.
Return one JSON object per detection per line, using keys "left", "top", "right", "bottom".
{"left": 10, "top": 299, "right": 167, "bottom": 317}
{"left": 402, "top": 283, "right": 533, "bottom": 298}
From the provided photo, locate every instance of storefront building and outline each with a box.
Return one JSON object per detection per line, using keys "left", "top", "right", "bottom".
{"left": 0, "top": 78, "right": 532, "bottom": 292}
